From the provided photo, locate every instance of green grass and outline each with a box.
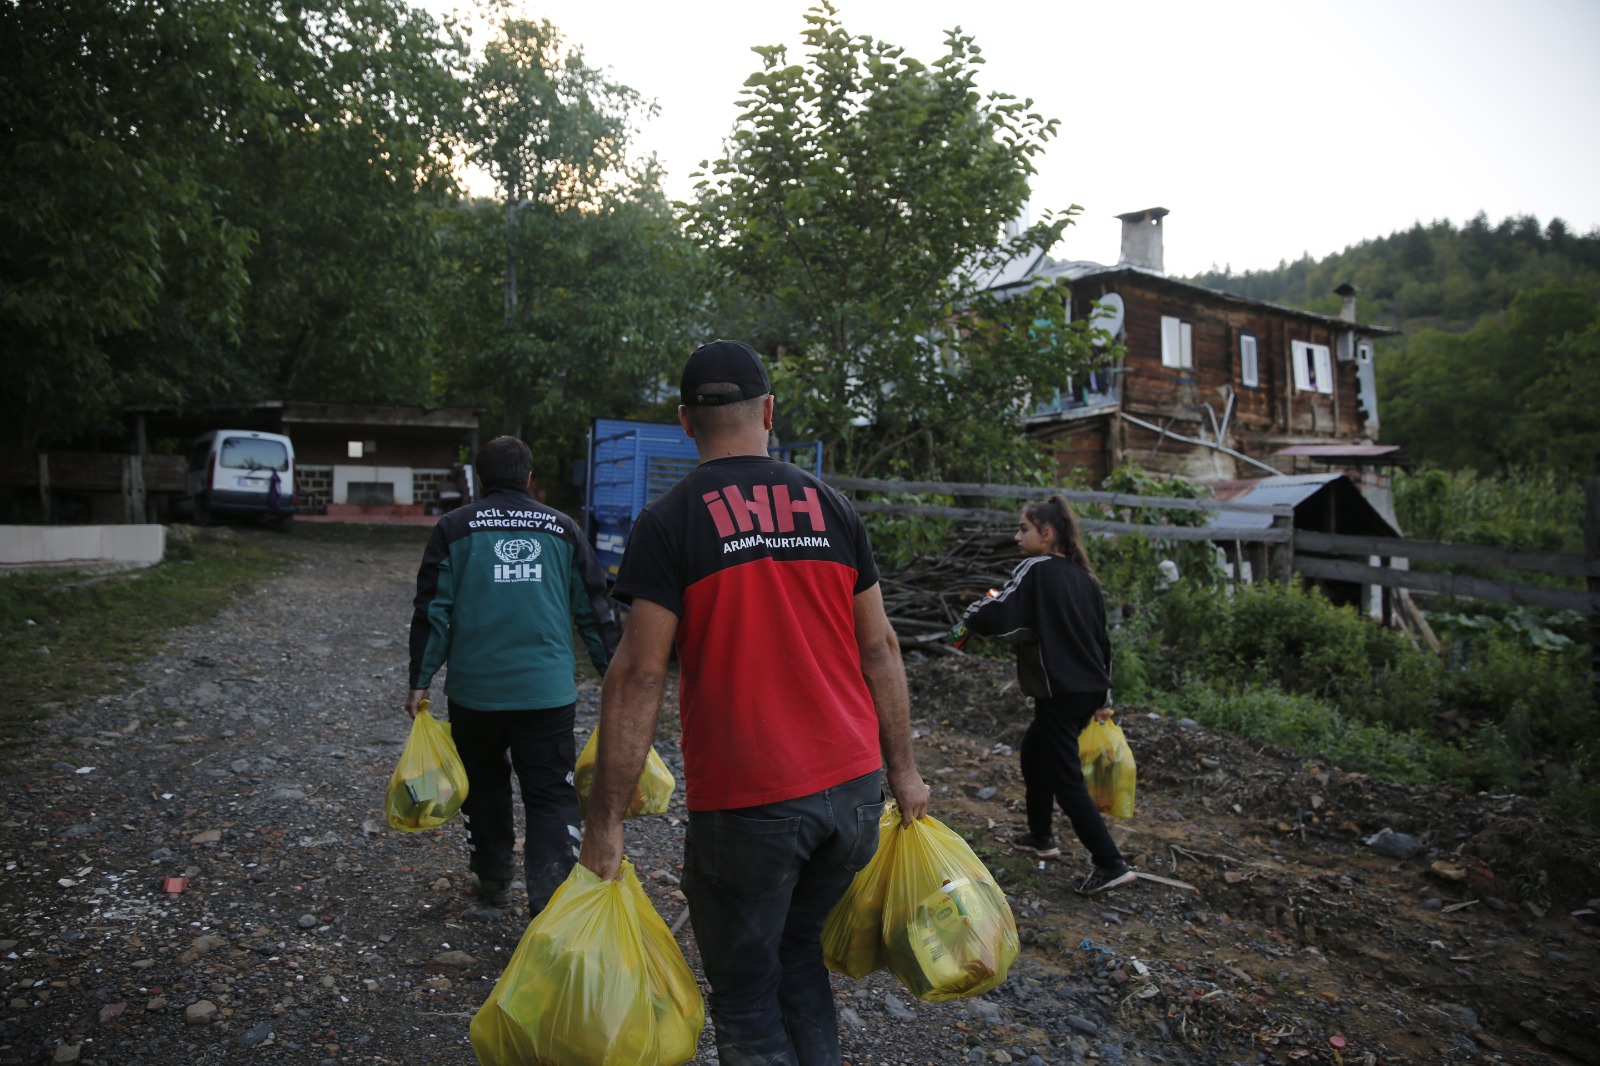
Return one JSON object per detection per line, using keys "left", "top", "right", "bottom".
{"left": 0, "top": 526, "right": 296, "bottom": 746}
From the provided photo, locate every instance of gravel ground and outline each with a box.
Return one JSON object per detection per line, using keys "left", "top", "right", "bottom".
{"left": 2, "top": 526, "right": 1596, "bottom": 1065}
{"left": 0, "top": 529, "right": 1123, "bottom": 1066}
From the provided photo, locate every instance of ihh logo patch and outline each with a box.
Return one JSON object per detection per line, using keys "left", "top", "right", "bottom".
{"left": 493, "top": 538, "right": 543, "bottom": 583}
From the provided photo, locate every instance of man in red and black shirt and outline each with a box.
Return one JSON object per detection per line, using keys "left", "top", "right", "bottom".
{"left": 578, "top": 340, "right": 930, "bottom": 1066}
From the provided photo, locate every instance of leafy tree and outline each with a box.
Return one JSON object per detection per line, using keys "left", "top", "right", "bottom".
{"left": 1380, "top": 278, "right": 1600, "bottom": 476}
{"left": 0, "top": 0, "right": 258, "bottom": 447}
{"left": 0, "top": 0, "right": 470, "bottom": 447}
{"left": 688, "top": 2, "right": 1107, "bottom": 479}
{"left": 431, "top": 184, "right": 699, "bottom": 493}
{"left": 440, "top": 17, "right": 696, "bottom": 491}
{"left": 458, "top": 18, "right": 675, "bottom": 438}
{"left": 218, "top": 0, "right": 470, "bottom": 403}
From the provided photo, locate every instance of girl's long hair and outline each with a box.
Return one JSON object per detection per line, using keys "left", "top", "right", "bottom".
{"left": 1024, "top": 494, "right": 1098, "bottom": 582}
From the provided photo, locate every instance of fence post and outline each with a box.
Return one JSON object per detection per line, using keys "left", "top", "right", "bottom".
{"left": 1272, "top": 508, "right": 1295, "bottom": 584}
{"left": 1586, "top": 477, "right": 1599, "bottom": 695}
{"left": 37, "top": 451, "right": 49, "bottom": 523}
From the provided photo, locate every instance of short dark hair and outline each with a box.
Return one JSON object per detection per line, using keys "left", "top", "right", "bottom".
{"left": 476, "top": 435, "right": 532, "bottom": 489}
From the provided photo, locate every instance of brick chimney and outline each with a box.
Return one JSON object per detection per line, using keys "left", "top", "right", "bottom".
{"left": 1116, "top": 207, "right": 1169, "bottom": 274}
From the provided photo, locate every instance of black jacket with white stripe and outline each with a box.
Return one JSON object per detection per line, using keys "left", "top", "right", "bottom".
{"left": 961, "top": 554, "right": 1111, "bottom": 700}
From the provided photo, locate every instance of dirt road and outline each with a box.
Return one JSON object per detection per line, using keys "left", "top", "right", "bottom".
{"left": 1, "top": 528, "right": 1595, "bottom": 1064}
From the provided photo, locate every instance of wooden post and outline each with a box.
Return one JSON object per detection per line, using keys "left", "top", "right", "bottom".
{"left": 1273, "top": 509, "right": 1295, "bottom": 585}
{"left": 37, "top": 451, "right": 49, "bottom": 523}
{"left": 1380, "top": 556, "right": 1394, "bottom": 626}
{"left": 135, "top": 414, "right": 150, "bottom": 523}
{"left": 1586, "top": 478, "right": 1599, "bottom": 694}
{"left": 125, "top": 453, "right": 146, "bottom": 524}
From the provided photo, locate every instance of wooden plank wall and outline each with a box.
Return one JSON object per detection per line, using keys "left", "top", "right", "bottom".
{"left": 1070, "top": 279, "right": 1368, "bottom": 474}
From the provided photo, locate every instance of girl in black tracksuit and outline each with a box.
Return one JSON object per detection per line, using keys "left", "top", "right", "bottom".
{"left": 961, "top": 495, "right": 1136, "bottom": 895}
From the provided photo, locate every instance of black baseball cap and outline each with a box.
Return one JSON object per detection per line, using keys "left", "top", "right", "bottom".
{"left": 680, "top": 340, "right": 771, "bottom": 407}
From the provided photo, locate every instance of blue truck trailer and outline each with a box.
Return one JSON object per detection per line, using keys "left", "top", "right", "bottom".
{"left": 583, "top": 417, "right": 822, "bottom": 578}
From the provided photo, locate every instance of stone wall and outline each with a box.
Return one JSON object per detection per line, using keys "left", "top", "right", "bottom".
{"left": 297, "top": 465, "right": 333, "bottom": 514}
{"left": 412, "top": 468, "right": 457, "bottom": 514}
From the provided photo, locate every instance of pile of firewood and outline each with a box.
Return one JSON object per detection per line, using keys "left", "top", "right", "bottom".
{"left": 879, "top": 528, "right": 1019, "bottom": 645}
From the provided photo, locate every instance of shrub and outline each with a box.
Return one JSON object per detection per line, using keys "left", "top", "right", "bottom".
{"left": 1146, "top": 579, "right": 1443, "bottom": 730}
{"left": 1159, "top": 682, "right": 1437, "bottom": 783}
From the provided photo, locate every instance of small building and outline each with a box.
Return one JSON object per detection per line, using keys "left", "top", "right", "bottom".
{"left": 1, "top": 402, "right": 483, "bottom": 523}
{"left": 1205, "top": 472, "right": 1403, "bottom": 618}
{"left": 990, "top": 209, "right": 1399, "bottom": 485}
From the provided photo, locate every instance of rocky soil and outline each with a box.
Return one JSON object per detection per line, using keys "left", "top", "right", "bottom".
{"left": 1, "top": 526, "right": 1596, "bottom": 1065}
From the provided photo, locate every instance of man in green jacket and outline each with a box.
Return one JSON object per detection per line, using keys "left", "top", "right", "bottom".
{"left": 407, "top": 435, "right": 617, "bottom": 913}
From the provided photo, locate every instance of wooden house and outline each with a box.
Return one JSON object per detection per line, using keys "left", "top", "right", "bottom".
{"left": 993, "top": 208, "right": 1399, "bottom": 485}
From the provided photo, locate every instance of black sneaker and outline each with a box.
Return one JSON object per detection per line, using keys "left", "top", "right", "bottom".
{"left": 1076, "top": 863, "right": 1137, "bottom": 895}
{"left": 473, "top": 875, "right": 512, "bottom": 908}
{"left": 1010, "top": 831, "right": 1062, "bottom": 858}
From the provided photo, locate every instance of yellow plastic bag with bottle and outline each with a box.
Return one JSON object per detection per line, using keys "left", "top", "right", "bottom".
{"left": 385, "top": 701, "right": 469, "bottom": 832}
{"left": 822, "top": 803, "right": 1019, "bottom": 1001}
{"left": 573, "top": 729, "right": 676, "bottom": 819}
{"left": 470, "top": 859, "right": 704, "bottom": 1066}
{"left": 1079, "top": 714, "right": 1137, "bottom": 819}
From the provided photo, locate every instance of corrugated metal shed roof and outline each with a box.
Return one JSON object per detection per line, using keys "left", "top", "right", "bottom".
{"left": 1202, "top": 474, "right": 1399, "bottom": 537}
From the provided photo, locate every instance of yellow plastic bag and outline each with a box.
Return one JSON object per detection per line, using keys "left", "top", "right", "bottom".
{"left": 573, "top": 729, "right": 676, "bottom": 819}
{"left": 385, "top": 704, "right": 469, "bottom": 832}
{"left": 824, "top": 803, "right": 1018, "bottom": 1001}
{"left": 470, "top": 859, "right": 705, "bottom": 1066}
{"left": 1079, "top": 716, "right": 1137, "bottom": 819}
{"left": 821, "top": 804, "right": 902, "bottom": 979}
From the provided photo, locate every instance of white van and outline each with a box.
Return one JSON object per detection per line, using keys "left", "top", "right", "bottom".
{"left": 183, "top": 429, "right": 297, "bottom": 530}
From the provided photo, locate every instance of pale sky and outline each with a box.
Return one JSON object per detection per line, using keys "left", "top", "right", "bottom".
{"left": 430, "top": 0, "right": 1600, "bottom": 277}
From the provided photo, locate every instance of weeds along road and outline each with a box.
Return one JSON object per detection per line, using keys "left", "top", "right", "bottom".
{"left": 1, "top": 524, "right": 1596, "bottom": 1065}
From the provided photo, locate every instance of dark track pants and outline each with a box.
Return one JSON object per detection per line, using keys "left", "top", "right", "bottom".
{"left": 1021, "top": 691, "right": 1124, "bottom": 870}
{"left": 447, "top": 700, "right": 579, "bottom": 914}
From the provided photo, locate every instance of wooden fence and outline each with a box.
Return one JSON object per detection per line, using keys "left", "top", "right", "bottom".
{"left": 827, "top": 475, "right": 1600, "bottom": 676}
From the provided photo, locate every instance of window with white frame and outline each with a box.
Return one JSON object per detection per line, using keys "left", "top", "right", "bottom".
{"left": 1160, "top": 315, "right": 1193, "bottom": 368}
{"left": 1292, "top": 340, "right": 1332, "bottom": 394}
{"left": 1239, "top": 334, "right": 1259, "bottom": 387}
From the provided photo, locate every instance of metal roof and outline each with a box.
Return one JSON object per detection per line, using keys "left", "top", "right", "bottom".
{"left": 987, "top": 258, "right": 1402, "bottom": 336}
{"left": 1275, "top": 444, "right": 1402, "bottom": 459}
{"left": 1202, "top": 473, "right": 1400, "bottom": 537}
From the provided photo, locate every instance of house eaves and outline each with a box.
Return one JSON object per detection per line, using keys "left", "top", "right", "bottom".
{"left": 990, "top": 261, "right": 1401, "bottom": 337}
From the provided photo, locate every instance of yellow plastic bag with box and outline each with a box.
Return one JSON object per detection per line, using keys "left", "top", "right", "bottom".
{"left": 823, "top": 803, "right": 1019, "bottom": 1001}
{"left": 385, "top": 703, "right": 469, "bottom": 832}
{"left": 1079, "top": 715, "right": 1137, "bottom": 819}
{"left": 573, "top": 729, "right": 676, "bottom": 819}
{"left": 470, "top": 859, "right": 704, "bottom": 1066}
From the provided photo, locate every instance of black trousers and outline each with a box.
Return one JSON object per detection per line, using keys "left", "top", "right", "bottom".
{"left": 1021, "top": 691, "right": 1124, "bottom": 870}
{"left": 447, "top": 700, "right": 580, "bottom": 914}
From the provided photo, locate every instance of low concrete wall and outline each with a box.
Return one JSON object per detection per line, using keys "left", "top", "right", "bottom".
{"left": 0, "top": 525, "right": 166, "bottom": 567}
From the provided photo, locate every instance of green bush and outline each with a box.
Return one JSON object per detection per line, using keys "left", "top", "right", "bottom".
{"left": 1442, "top": 631, "right": 1595, "bottom": 755}
{"left": 1160, "top": 682, "right": 1438, "bottom": 784}
{"left": 1146, "top": 580, "right": 1443, "bottom": 730}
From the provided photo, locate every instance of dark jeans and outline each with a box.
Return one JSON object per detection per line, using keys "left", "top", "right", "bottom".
{"left": 447, "top": 700, "right": 579, "bottom": 914}
{"left": 1023, "top": 692, "right": 1124, "bottom": 870}
{"left": 682, "top": 769, "right": 884, "bottom": 1066}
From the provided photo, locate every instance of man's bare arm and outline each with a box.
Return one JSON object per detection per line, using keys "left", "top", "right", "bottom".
{"left": 576, "top": 598, "right": 678, "bottom": 880}
{"left": 854, "top": 583, "right": 930, "bottom": 824}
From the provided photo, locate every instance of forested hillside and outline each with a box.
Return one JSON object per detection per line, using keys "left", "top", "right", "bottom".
{"left": 1184, "top": 213, "right": 1600, "bottom": 331}
{"left": 1184, "top": 215, "right": 1600, "bottom": 476}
